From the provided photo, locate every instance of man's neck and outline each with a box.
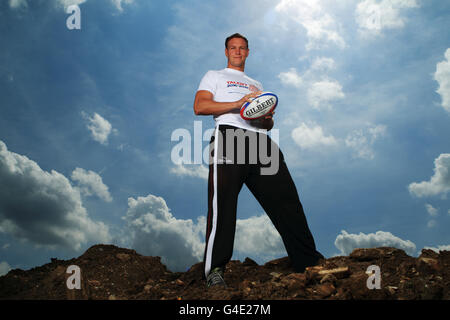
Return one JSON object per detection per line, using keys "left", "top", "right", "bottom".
{"left": 226, "top": 64, "right": 245, "bottom": 72}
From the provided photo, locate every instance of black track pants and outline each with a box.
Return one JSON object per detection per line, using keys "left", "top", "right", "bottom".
{"left": 203, "top": 125, "right": 323, "bottom": 278}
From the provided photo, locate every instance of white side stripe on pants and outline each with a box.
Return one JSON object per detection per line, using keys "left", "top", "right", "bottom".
{"left": 204, "top": 126, "right": 219, "bottom": 278}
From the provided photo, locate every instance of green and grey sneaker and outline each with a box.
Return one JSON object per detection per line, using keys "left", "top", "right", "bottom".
{"left": 206, "top": 267, "right": 226, "bottom": 288}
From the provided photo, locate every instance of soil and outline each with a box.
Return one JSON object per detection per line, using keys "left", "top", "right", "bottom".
{"left": 0, "top": 244, "right": 449, "bottom": 300}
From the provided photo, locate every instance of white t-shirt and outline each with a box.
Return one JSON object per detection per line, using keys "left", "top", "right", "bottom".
{"left": 197, "top": 68, "right": 264, "bottom": 131}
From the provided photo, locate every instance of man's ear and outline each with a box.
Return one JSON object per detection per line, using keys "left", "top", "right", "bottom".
{"left": 225, "top": 48, "right": 229, "bottom": 58}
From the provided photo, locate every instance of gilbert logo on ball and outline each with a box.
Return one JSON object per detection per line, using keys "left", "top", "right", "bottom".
{"left": 240, "top": 92, "right": 278, "bottom": 120}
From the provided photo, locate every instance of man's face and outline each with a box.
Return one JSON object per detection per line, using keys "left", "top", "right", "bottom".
{"left": 225, "top": 37, "right": 249, "bottom": 69}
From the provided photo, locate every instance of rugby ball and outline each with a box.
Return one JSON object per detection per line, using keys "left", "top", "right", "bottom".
{"left": 240, "top": 92, "right": 278, "bottom": 121}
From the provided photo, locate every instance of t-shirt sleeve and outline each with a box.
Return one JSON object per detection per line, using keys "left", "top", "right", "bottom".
{"left": 257, "top": 80, "right": 264, "bottom": 92}
{"left": 197, "top": 70, "right": 217, "bottom": 96}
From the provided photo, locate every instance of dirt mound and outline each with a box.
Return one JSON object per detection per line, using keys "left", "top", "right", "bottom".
{"left": 1, "top": 244, "right": 449, "bottom": 300}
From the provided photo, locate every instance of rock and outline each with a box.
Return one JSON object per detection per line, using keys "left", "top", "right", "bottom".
{"left": 116, "top": 253, "right": 130, "bottom": 262}
{"left": 419, "top": 249, "right": 439, "bottom": 259}
{"left": 53, "top": 265, "right": 66, "bottom": 276}
{"left": 240, "top": 279, "right": 252, "bottom": 289}
{"left": 306, "top": 266, "right": 350, "bottom": 281}
{"left": 263, "top": 257, "right": 293, "bottom": 271}
{"left": 143, "top": 284, "right": 152, "bottom": 292}
{"left": 282, "top": 273, "right": 307, "bottom": 291}
{"left": 320, "top": 273, "right": 337, "bottom": 284}
{"left": 88, "top": 280, "right": 101, "bottom": 287}
{"left": 318, "top": 267, "right": 350, "bottom": 278}
{"left": 314, "top": 283, "right": 336, "bottom": 298}
{"left": 306, "top": 265, "right": 324, "bottom": 272}
{"left": 175, "top": 279, "right": 185, "bottom": 286}
{"left": 387, "top": 286, "right": 398, "bottom": 295}
{"left": 350, "top": 247, "right": 408, "bottom": 262}
{"left": 418, "top": 257, "right": 438, "bottom": 265}
{"left": 242, "top": 257, "right": 258, "bottom": 266}
{"left": 269, "top": 272, "right": 282, "bottom": 279}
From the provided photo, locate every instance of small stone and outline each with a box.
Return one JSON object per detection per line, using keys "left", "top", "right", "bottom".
{"left": 306, "top": 265, "right": 324, "bottom": 273}
{"left": 314, "top": 283, "right": 336, "bottom": 298}
{"left": 270, "top": 272, "right": 282, "bottom": 279}
{"left": 175, "top": 279, "right": 185, "bottom": 286}
{"left": 318, "top": 267, "right": 349, "bottom": 278}
{"left": 243, "top": 257, "right": 258, "bottom": 266}
{"left": 283, "top": 273, "right": 307, "bottom": 291}
{"left": 387, "top": 286, "right": 398, "bottom": 295}
{"left": 144, "top": 284, "right": 152, "bottom": 292}
{"left": 116, "top": 253, "right": 130, "bottom": 262}
{"left": 419, "top": 257, "right": 437, "bottom": 265}
{"left": 54, "top": 265, "right": 66, "bottom": 276}
{"left": 88, "top": 280, "right": 101, "bottom": 287}
{"left": 320, "top": 273, "right": 337, "bottom": 284}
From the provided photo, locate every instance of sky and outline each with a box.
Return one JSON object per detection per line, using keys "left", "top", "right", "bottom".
{"left": 1, "top": 0, "right": 450, "bottom": 275}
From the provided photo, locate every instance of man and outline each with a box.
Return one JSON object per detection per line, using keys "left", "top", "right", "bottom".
{"left": 194, "top": 33, "right": 323, "bottom": 288}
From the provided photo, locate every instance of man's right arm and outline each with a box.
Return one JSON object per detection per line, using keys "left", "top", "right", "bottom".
{"left": 193, "top": 90, "right": 262, "bottom": 116}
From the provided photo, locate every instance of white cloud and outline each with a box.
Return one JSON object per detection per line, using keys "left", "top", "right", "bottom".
{"left": 345, "top": 124, "right": 387, "bottom": 160}
{"left": 278, "top": 68, "right": 303, "bottom": 88}
{"left": 0, "top": 261, "right": 11, "bottom": 276}
{"left": 425, "top": 203, "right": 438, "bottom": 217}
{"left": 424, "top": 203, "right": 436, "bottom": 227}
{"left": 278, "top": 59, "right": 340, "bottom": 105}
{"left": 356, "top": 0, "right": 420, "bottom": 36}
{"left": 71, "top": 168, "right": 112, "bottom": 202}
{"left": 170, "top": 164, "right": 208, "bottom": 180}
{"left": 121, "top": 193, "right": 291, "bottom": 270}
{"left": 278, "top": 58, "right": 343, "bottom": 112}
{"left": 122, "top": 194, "right": 205, "bottom": 272}
{"left": 307, "top": 80, "right": 345, "bottom": 109}
{"left": 56, "top": 0, "right": 87, "bottom": 9}
{"left": 234, "top": 215, "right": 285, "bottom": 261}
{"left": 434, "top": 48, "right": 450, "bottom": 113}
{"left": 110, "top": 0, "right": 134, "bottom": 12}
{"left": 291, "top": 123, "right": 338, "bottom": 149}
{"left": 11, "top": 0, "right": 87, "bottom": 10}
{"left": 423, "top": 244, "right": 450, "bottom": 253}
{"left": 334, "top": 230, "right": 416, "bottom": 256}
{"left": 427, "top": 220, "right": 436, "bottom": 228}
{"left": 408, "top": 153, "right": 450, "bottom": 198}
{"left": 9, "top": 0, "right": 27, "bottom": 9}
{"left": 82, "top": 112, "right": 116, "bottom": 145}
{"left": 0, "top": 140, "right": 111, "bottom": 251}
{"left": 10, "top": 0, "right": 131, "bottom": 12}
{"left": 275, "top": 0, "right": 346, "bottom": 50}
{"left": 310, "top": 57, "right": 336, "bottom": 71}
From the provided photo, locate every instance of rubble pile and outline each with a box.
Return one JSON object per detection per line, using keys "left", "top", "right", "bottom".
{"left": 0, "top": 244, "right": 448, "bottom": 300}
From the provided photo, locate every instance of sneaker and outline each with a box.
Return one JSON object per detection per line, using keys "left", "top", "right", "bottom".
{"left": 206, "top": 267, "right": 226, "bottom": 288}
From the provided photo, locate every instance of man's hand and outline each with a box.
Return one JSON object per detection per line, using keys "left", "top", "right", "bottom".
{"left": 250, "top": 111, "right": 275, "bottom": 131}
{"left": 239, "top": 91, "right": 275, "bottom": 130}
{"left": 236, "top": 91, "right": 263, "bottom": 109}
